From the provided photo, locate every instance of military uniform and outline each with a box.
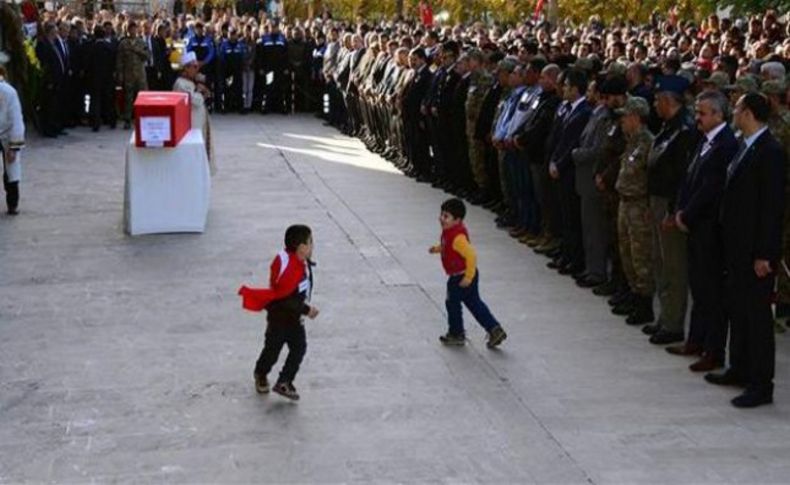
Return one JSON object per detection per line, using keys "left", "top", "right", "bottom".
{"left": 615, "top": 126, "right": 655, "bottom": 298}
{"left": 116, "top": 35, "right": 149, "bottom": 124}
{"left": 465, "top": 69, "right": 494, "bottom": 193}
{"left": 768, "top": 106, "right": 790, "bottom": 308}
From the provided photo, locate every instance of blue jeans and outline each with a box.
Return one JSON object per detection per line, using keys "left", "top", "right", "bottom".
{"left": 446, "top": 271, "right": 500, "bottom": 336}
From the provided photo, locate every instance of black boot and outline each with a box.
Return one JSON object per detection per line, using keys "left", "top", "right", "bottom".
{"left": 608, "top": 288, "right": 632, "bottom": 307}
{"left": 626, "top": 295, "right": 655, "bottom": 325}
{"left": 612, "top": 292, "right": 636, "bottom": 316}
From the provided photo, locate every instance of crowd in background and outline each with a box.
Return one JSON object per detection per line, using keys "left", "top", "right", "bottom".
{"left": 16, "top": 3, "right": 790, "bottom": 407}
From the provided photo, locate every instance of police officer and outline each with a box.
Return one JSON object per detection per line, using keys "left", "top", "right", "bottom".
{"left": 219, "top": 27, "right": 247, "bottom": 113}
{"left": 186, "top": 21, "right": 216, "bottom": 110}
{"left": 257, "top": 22, "right": 288, "bottom": 114}
{"left": 614, "top": 96, "right": 655, "bottom": 326}
{"left": 643, "top": 75, "right": 696, "bottom": 345}
{"left": 465, "top": 50, "right": 495, "bottom": 204}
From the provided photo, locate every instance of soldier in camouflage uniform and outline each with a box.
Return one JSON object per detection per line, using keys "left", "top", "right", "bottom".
{"left": 465, "top": 50, "right": 495, "bottom": 202}
{"left": 763, "top": 80, "right": 790, "bottom": 331}
{"left": 116, "top": 20, "right": 149, "bottom": 129}
{"left": 614, "top": 96, "right": 656, "bottom": 325}
{"left": 592, "top": 76, "right": 628, "bottom": 297}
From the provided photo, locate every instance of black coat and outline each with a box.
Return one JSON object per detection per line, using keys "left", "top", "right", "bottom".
{"left": 719, "top": 129, "right": 787, "bottom": 269}
{"left": 648, "top": 108, "right": 697, "bottom": 209}
{"left": 475, "top": 81, "right": 502, "bottom": 141}
{"left": 403, "top": 65, "right": 432, "bottom": 119}
{"left": 548, "top": 99, "right": 592, "bottom": 173}
{"left": 35, "top": 38, "right": 65, "bottom": 88}
{"left": 86, "top": 39, "right": 116, "bottom": 89}
{"left": 514, "top": 89, "right": 562, "bottom": 164}
{"left": 676, "top": 125, "right": 738, "bottom": 229}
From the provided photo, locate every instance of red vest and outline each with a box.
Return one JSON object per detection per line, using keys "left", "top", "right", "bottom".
{"left": 440, "top": 223, "right": 469, "bottom": 275}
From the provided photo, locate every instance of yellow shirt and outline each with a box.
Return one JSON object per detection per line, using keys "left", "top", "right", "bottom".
{"left": 432, "top": 234, "right": 477, "bottom": 283}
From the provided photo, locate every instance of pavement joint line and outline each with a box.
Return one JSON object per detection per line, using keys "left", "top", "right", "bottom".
{"left": 266, "top": 122, "right": 597, "bottom": 484}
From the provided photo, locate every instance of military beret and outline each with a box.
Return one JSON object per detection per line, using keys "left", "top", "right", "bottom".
{"left": 654, "top": 75, "right": 690, "bottom": 95}
{"left": 762, "top": 80, "right": 788, "bottom": 96}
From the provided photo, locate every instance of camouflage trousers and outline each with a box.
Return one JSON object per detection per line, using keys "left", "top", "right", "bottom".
{"left": 618, "top": 198, "right": 655, "bottom": 296}
{"left": 123, "top": 78, "right": 148, "bottom": 122}
{"left": 466, "top": 126, "right": 488, "bottom": 191}
{"left": 775, "top": 206, "right": 790, "bottom": 304}
{"left": 650, "top": 196, "right": 688, "bottom": 333}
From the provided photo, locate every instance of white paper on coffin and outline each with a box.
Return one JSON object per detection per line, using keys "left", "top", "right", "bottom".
{"left": 139, "top": 116, "right": 172, "bottom": 145}
{"left": 4, "top": 152, "right": 21, "bottom": 183}
{"left": 123, "top": 129, "right": 211, "bottom": 235}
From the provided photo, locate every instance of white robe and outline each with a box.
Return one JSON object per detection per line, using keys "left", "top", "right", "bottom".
{"left": 0, "top": 79, "right": 25, "bottom": 182}
{"left": 173, "top": 76, "right": 216, "bottom": 175}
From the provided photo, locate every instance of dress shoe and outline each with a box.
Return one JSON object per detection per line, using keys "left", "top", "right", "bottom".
{"left": 558, "top": 263, "right": 584, "bottom": 276}
{"left": 689, "top": 354, "right": 724, "bottom": 372}
{"left": 666, "top": 342, "right": 703, "bottom": 356}
{"left": 649, "top": 329, "right": 684, "bottom": 345}
{"left": 592, "top": 280, "right": 619, "bottom": 296}
{"left": 509, "top": 227, "right": 529, "bottom": 238}
{"left": 7, "top": 207, "right": 19, "bottom": 215}
{"left": 546, "top": 258, "right": 569, "bottom": 270}
{"left": 608, "top": 289, "right": 631, "bottom": 307}
{"left": 577, "top": 275, "right": 606, "bottom": 288}
{"left": 641, "top": 323, "right": 661, "bottom": 335}
{"left": 704, "top": 370, "right": 747, "bottom": 387}
{"left": 518, "top": 233, "right": 540, "bottom": 245}
{"left": 545, "top": 247, "right": 563, "bottom": 259}
{"left": 534, "top": 240, "right": 561, "bottom": 255}
{"left": 731, "top": 387, "right": 773, "bottom": 408}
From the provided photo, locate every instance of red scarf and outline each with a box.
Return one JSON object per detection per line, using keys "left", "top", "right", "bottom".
{"left": 238, "top": 250, "right": 305, "bottom": 312}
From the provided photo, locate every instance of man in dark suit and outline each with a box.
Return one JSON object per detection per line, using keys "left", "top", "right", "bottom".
{"left": 87, "top": 25, "right": 118, "bottom": 132}
{"left": 152, "top": 22, "right": 174, "bottom": 91}
{"left": 436, "top": 42, "right": 462, "bottom": 193}
{"left": 547, "top": 68, "right": 592, "bottom": 276}
{"left": 402, "top": 47, "right": 433, "bottom": 181}
{"left": 705, "top": 93, "right": 786, "bottom": 408}
{"left": 674, "top": 90, "right": 737, "bottom": 372}
{"left": 35, "top": 22, "right": 66, "bottom": 137}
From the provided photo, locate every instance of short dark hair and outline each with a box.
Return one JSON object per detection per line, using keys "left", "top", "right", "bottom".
{"left": 441, "top": 198, "right": 466, "bottom": 220}
{"left": 410, "top": 47, "right": 427, "bottom": 60}
{"left": 284, "top": 224, "right": 312, "bottom": 252}
{"left": 739, "top": 92, "right": 771, "bottom": 123}
{"left": 564, "top": 68, "right": 588, "bottom": 96}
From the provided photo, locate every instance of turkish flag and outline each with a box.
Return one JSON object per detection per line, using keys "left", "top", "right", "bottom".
{"left": 238, "top": 250, "right": 305, "bottom": 312}
{"left": 534, "top": 0, "right": 545, "bottom": 20}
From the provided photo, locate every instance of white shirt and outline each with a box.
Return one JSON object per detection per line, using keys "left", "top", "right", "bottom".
{"left": 568, "top": 96, "right": 587, "bottom": 116}
{"left": 0, "top": 79, "right": 25, "bottom": 150}
{"left": 743, "top": 126, "right": 769, "bottom": 150}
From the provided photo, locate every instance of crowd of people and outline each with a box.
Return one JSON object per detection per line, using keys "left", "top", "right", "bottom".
{"left": 11, "top": 4, "right": 790, "bottom": 408}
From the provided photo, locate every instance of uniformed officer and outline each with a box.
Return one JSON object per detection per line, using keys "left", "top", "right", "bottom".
{"left": 614, "top": 96, "right": 656, "bottom": 325}
{"left": 256, "top": 22, "right": 288, "bottom": 114}
{"left": 186, "top": 21, "right": 216, "bottom": 110}
{"left": 464, "top": 49, "right": 495, "bottom": 204}
{"left": 219, "top": 27, "right": 247, "bottom": 113}
{"left": 116, "top": 20, "right": 149, "bottom": 129}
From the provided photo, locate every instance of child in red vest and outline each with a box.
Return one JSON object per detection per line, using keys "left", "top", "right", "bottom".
{"left": 429, "top": 198, "right": 507, "bottom": 347}
{"left": 238, "top": 225, "right": 319, "bottom": 401}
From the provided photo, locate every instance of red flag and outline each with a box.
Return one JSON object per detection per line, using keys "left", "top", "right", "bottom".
{"left": 534, "top": 0, "right": 545, "bottom": 20}
{"left": 238, "top": 250, "right": 305, "bottom": 312}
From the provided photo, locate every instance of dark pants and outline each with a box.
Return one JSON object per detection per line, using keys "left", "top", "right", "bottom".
{"left": 446, "top": 272, "right": 499, "bottom": 337}
{"left": 687, "top": 221, "right": 726, "bottom": 358}
{"left": 558, "top": 169, "right": 584, "bottom": 266}
{"left": 2, "top": 146, "right": 18, "bottom": 211}
{"left": 90, "top": 82, "right": 116, "bottom": 129}
{"left": 40, "top": 85, "right": 63, "bottom": 136}
{"left": 725, "top": 265, "right": 775, "bottom": 392}
{"left": 254, "top": 321, "right": 307, "bottom": 384}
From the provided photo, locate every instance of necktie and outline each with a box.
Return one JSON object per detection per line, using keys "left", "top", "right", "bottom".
{"left": 726, "top": 139, "right": 749, "bottom": 181}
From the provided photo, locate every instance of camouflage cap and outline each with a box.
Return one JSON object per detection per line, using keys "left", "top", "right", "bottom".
{"left": 571, "top": 56, "right": 595, "bottom": 72}
{"left": 702, "top": 71, "right": 730, "bottom": 89}
{"left": 762, "top": 79, "right": 788, "bottom": 96}
{"left": 615, "top": 96, "right": 650, "bottom": 118}
{"left": 725, "top": 75, "right": 760, "bottom": 93}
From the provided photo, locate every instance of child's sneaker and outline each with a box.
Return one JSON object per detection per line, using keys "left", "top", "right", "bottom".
{"left": 254, "top": 372, "right": 269, "bottom": 394}
{"left": 487, "top": 326, "right": 507, "bottom": 348}
{"left": 439, "top": 333, "right": 466, "bottom": 346}
{"left": 273, "top": 382, "right": 300, "bottom": 401}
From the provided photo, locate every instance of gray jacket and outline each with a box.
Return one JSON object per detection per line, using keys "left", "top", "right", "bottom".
{"left": 572, "top": 104, "right": 610, "bottom": 197}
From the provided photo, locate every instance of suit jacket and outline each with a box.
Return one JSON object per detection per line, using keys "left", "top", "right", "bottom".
{"left": 437, "top": 67, "right": 460, "bottom": 121}
{"left": 719, "top": 129, "right": 787, "bottom": 270}
{"left": 572, "top": 104, "right": 610, "bottom": 196}
{"left": 86, "top": 39, "right": 116, "bottom": 89}
{"left": 403, "top": 65, "right": 432, "bottom": 119}
{"left": 548, "top": 98, "right": 592, "bottom": 174}
{"left": 676, "top": 124, "right": 738, "bottom": 230}
{"left": 35, "top": 38, "right": 65, "bottom": 88}
{"left": 513, "top": 89, "right": 561, "bottom": 165}
{"left": 475, "top": 81, "right": 502, "bottom": 141}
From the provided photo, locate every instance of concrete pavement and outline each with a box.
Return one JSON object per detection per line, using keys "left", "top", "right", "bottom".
{"left": 2, "top": 114, "right": 790, "bottom": 483}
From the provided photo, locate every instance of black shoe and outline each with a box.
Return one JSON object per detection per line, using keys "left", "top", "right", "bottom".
{"left": 544, "top": 247, "right": 563, "bottom": 259}
{"left": 91, "top": 126, "right": 100, "bottom": 132}
{"left": 577, "top": 276, "right": 606, "bottom": 288}
{"left": 649, "top": 329, "right": 684, "bottom": 345}
{"left": 626, "top": 296, "right": 654, "bottom": 325}
{"left": 641, "top": 323, "right": 661, "bottom": 335}
{"left": 704, "top": 370, "right": 748, "bottom": 388}
{"left": 486, "top": 325, "right": 507, "bottom": 348}
{"left": 7, "top": 207, "right": 19, "bottom": 215}
{"left": 731, "top": 387, "right": 773, "bottom": 408}
{"left": 123, "top": 121, "right": 131, "bottom": 130}
{"left": 608, "top": 289, "right": 631, "bottom": 307}
{"left": 592, "top": 279, "right": 618, "bottom": 296}
{"left": 547, "top": 258, "right": 568, "bottom": 270}
{"left": 612, "top": 300, "right": 635, "bottom": 316}
{"left": 558, "top": 263, "right": 584, "bottom": 276}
